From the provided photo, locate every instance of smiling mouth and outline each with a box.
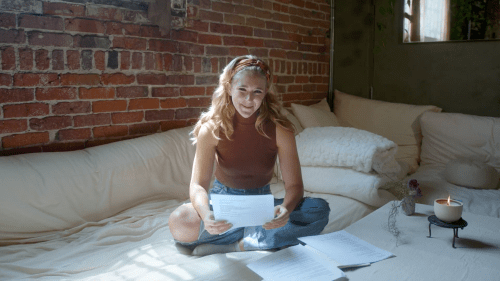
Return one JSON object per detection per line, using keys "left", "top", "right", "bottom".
{"left": 242, "top": 105, "right": 253, "bottom": 109}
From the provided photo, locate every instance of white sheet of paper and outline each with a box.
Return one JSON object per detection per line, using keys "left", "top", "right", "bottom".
{"left": 210, "top": 194, "right": 274, "bottom": 231}
{"left": 298, "top": 230, "right": 394, "bottom": 267}
{"left": 247, "top": 244, "right": 345, "bottom": 281}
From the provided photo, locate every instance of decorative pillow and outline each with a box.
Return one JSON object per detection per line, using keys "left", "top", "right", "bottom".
{"left": 296, "top": 127, "right": 401, "bottom": 174}
{"left": 444, "top": 159, "right": 500, "bottom": 189}
{"left": 420, "top": 111, "right": 500, "bottom": 170}
{"left": 333, "top": 90, "right": 442, "bottom": 173}
{"left": 280, "top": 108, "right": 303, "bottom": 135}
{"left": 291, "top": 98, "right": 340, "bottom": 128}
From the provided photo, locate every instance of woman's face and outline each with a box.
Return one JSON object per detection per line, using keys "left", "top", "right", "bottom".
{"left": 230, "top": 70, "right": 267, "bottom": 118}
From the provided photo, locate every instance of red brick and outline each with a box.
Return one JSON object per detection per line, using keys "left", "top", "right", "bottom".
{"left": 140, "top": 25, "right": 162, "bottom": 38}
{"left": 67, "top": 50, "right": 80, "bottom": 70}
{"left": 123, "top": 23, "right": 141, "bottom": 36}
{"left": 212, "top": 2, "right": 235, "bottom": 13}
{"left": 19, "top": 14, "right": 64, "bottom": 31}
{"left": 129, "top": 122, "right": 160, "bottom": 135}
{"left": 132, "top": 52, "right": 143, "bottom": 69}
{"left": 106, "top": 21, "right": 123, "bottom": 35}
{"left": 224, "top": 36, "right": 264, "bottom": 47}
{"left": 233, "top": 26, "right": 252, "bottom": 36}
{"left": 113, "top": 37, "right": 147, "bottom": 50}
{"left": 160, "top": 120, "right": 187, "bottom": 131}
{"left": 165, "top": 75, "right": 195, "bottom": 85}
{"left": 224, "top": 14, "right": 245, "bottom": 25}
{"left": 19, "top": 48, "right": 33, "bottom": 70}
{"left": 198, "top": 34, "right": 222, "bottom": 45}
{"left": 129, "top": 98, "right": 160, "bottom": 110}
{"left": 56, "top": 128, "right": 91, "bottom": 141}
{"left": 193, "top": 57, "right": 201, "bottom": 72}
{"left": 93, "top": 125, "right": 128, "bottom": 138}
{"left": 137, "top": 74, "right": 167, "bottom": 85}
{"left": 0, "top": 146, "right": 42, "bottom": 156}
{"left": 184, "top": 56, "right": 193, "bottom": 72}
{"left": 0, "top": 88, "right": 34, "bottom": 103}
{"left": 198, "top": 10, "right": 223, "bottom": 22}
{"left": 144, "top": 52, "right": 154, "bottom": 70}
{"left": 171, "top": 30, "right": 198, "bottom": 43}
{"left": 303, "top": 84, "right": 316, "bottom": 92}
{"left": 30, "top": 116, "right": 72, "bottom": 131}
{"left": 210, "top": 23, "right": 232, "bottom": 34}
{"left": 87, "top": 6, "right": 122, "bottom": 21}
{"left": 35, "top": 49, "right": 50, "bottom": 70}
{"left": 0, "top": 73, "right": 11, "bottom": 86}
{"left": 65, "top": 18, "right": 105, "bottom": 34}
{"left": 95, "top": 51, "right": 105, "bottom": 71}
{"left": 52, "top": 49, "right": 64, "bottom": 70}
{"left": 0, "top": 119, "right": 28, "bottom": 134}
{"left": 186, "top": 19, "right": 210, "bottom": 32}
{"left": 120, "top": 51, "right": 130, "bottom": 70}
{"left": 175, "top": 108, "right": 201, "bottom": 119}
{"left": 235, "top": 5, "right": 256, "bottom": 16}
{"left": 160, "top": 98, "right": 187, "bottom": 109}
{"left": 36, "top": 87, "right": 77, "bottom": 100}
{"left": 0, "top": 29, "right": 25, "bottom": 44}
{"left": 287, "top": 85, "right": 303, "bottom": 92}
{"left": 101, "top": 73, "right": 135, "bottom": 85}
{"left": 2, "top": 132, "right": 49, "bottom": 149}
{"left": 79, "top": 87, "right": 115, "bottom": 99}
{"left": 92, "top": 100, "right": 127, "bottom": 113}
{"left": 211, "top": 58, "right": 218, "bottom": 73}
{"left": 116, "top": 86, "right": 148, "bottom": 98}
{"left": 52, "top": 101, "right": 91, "bottom": 114}
{"left": 187, "top": 97, "right": 211, "bottom": 107}
{"left": 295, "top": 76, "right": 309, "bottom": 83}
{"left": 111, "top": 112, "right": 144, "bottom": 124}
{"left": 28, "top": 31, "right": 72, "bottom": 47}
{"left": 152, "top": 87, "right": 179, "bottom": 98}
{"left": 14, "top": 73, "right": 59, "bottom": 87}
{"left": 74, "top": 113, "right": 110, "bottom": 127}
{"left": 1, "top": 47, "right": 15, "bottom": 70}
{"left": 61, "top": 74, "right": 100, "bottom": 86}
{"left": 149, "top": 39, "right": 177, "bottom": 52}
{"left": 206, "top": 86, "right": 216, "bottom": 96}
{"left": 3, "top": 103, "right": 49, "bottom": 118}
{"left": 0, "top": 13, "right": 16, "bottom": 28}
{"left": 145, "top": 110, "right": 175, "bottom": 121}
{"left": 41, "top": 142, "right": 87, "bottom": 152}
{"left": 180, "top": 87, "right": 205, "bottom": 96}
{"left": 43, "top": 2, "right": 85, "bottom": 17}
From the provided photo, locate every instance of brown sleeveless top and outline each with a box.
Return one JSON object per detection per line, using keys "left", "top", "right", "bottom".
{"left": 215, "top": 110, "right": 278, "bottom": 189}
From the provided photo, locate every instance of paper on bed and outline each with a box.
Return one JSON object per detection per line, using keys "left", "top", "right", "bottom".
{"left": 210, "top": 194, "right": 274, "bottom": 231}
{"left": 298, "top": 230, "right": 394, "bottom": 267}
{"left": 247, "top": 244, "right": 345, "bottom": 281}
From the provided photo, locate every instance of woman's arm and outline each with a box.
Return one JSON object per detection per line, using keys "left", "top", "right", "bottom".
{"left": 263, "top": 124, "right": 304, "bottom": 230}
{"left": 190, "top": 124, "right": 231, "bottom": 234}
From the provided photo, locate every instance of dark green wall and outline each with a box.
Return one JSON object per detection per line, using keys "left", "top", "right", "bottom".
{"left": 334, "top": 0, "right": 500, "bottom": 117}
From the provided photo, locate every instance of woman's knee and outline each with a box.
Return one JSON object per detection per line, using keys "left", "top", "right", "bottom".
{"left": 301, "top": 197, "right": 330, "bottom": 214}
{"left": 168, "top": 204, "right": 201, "bottom": 242}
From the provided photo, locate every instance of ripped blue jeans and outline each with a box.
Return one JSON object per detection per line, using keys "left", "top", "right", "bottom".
{"left": 177, "top": 179, "right": 330, "bottom": 251}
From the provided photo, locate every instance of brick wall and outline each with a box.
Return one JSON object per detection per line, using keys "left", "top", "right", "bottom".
{"left": 0, "top": 0, "right": 331, "bottom": 156}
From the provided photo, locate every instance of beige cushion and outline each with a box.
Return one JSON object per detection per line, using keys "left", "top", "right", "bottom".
{"left": 333, "top": 90, "right": 442, "bottom": 173}
{"left": 280, "top": 108, "right": 303, "bottom": 135}
{"left": 420, "top": 111, "right": 500, "bottom": 170}
{"left": 444, "top": 159, "right": 500, "bottom": 189}
{"left": 291, "top": 98, "right": 340, "bottom": 128}
{"left": 0, "top": 126, "right": 195, "bottom": 242}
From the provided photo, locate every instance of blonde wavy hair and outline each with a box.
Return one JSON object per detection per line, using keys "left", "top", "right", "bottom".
{"left": 191, "top": 55, "right": 294, "bottom": 144}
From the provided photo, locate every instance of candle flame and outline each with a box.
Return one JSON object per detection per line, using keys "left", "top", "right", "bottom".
{"left": 447, "top": 196, "right": 450, "bottom": 206}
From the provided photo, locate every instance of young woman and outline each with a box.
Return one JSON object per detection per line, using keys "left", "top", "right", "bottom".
{"left": 169, "top": 55, "right": 330, "bottom": 256}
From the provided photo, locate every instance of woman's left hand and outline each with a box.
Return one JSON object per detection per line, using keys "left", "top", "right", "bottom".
{"left": 263, "top": 205, "right": 289, "bottom": 230}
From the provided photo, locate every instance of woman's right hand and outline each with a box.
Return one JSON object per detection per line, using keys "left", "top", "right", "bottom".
{"left": 203, "top": 211, "right": 233, "bottom": 235}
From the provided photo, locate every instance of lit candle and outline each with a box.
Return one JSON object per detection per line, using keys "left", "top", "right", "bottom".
{"left": 434, "top": 196, "right": 463, "bottom": 222}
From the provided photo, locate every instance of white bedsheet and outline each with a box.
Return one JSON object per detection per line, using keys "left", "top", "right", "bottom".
{"left": 408, "top": 164, "right": 500, "bottom": 218}
{"left": 0, "top": 182, "right": 374, "bottom": 280}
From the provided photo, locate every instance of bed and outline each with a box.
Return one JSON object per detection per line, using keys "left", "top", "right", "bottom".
{"left": 1, "top": 91, "right": 498, "bottom": 280}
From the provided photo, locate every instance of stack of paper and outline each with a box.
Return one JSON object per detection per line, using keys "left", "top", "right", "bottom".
{"left": 247, "top": 230, "right": 394, "bottom": 281}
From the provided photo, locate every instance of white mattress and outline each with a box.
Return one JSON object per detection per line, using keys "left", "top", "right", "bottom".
{"left": 0, "top": 182, "right": 374, "bottom": 280}
{"left": 409, "top": 164, "right": 500, "bottom": 218}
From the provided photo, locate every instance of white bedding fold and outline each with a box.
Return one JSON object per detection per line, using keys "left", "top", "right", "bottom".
{"left": 295, "top": 127, "right": 401, "bottom": 174}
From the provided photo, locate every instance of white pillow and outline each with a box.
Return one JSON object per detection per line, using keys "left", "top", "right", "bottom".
{"left": 444, "top": 159, "right": 500, "bottom": 189}
{"left": 291, "top": 98, "right": 340, "bottom": 128}
{"left": 280, "top": 107, "right": 303, "bottom": 135}
{"left": 420, "top": 111, "right": 500, "bottom": 170}
{"left": 0, "top": 126, "right": 195, "bottom": 242}
{"left": 334, "top": 90, "right": 442, "bottom": 173}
